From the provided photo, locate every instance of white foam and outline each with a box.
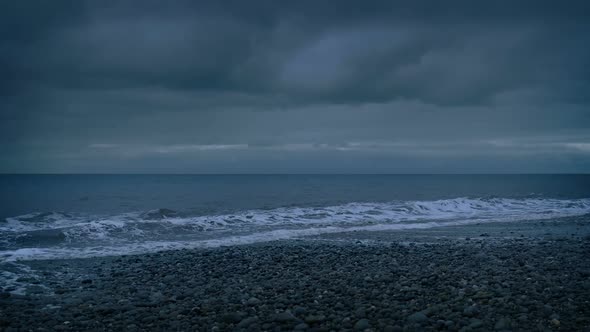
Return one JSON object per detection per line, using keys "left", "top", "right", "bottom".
{"left": 1, "top": 197, "right": 589, "bottom": 261}
{"left": 4, "top": 198, "right": 589, "bottom": 234}
{"left": 0, "top": 209, "right": 587, "bottom": 262}
{"left": 0, "top": 262, "right": 51, "bottom": 294}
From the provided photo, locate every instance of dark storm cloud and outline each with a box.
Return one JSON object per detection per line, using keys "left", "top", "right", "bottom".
{"left": 3, "top": 0, "right": 590, "bottom": 101}
{"left": 1, "top": 0, "right": 589, "bottom": 172}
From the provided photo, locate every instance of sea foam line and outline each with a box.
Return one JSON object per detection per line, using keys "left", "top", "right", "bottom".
{"left": 1, "top": 212, "right": 586, "bottom": 262}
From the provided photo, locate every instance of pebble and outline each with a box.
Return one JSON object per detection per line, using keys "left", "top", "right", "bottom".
{"left": 463, "top": 306, "right": 478, "bottom": 317}
{"left": 236, "top": 316, "right": 258, "bottom": 328}
{"left": 246, "top": 297, "right": 261, "bottom": 306}
{"left": 273, "top": 311, "right": 298, "bottom": 322}
{"left": 407, "top": 312, "right": 428, "bottom": 324}
{"left": 354, "top": 318, "right": 370, "bottom": 330}
{"left": 221, "top": 312, "right": 243, "bottom": 324}
{"left": 2, "top": 226, "right": 589, "bottom": 331}
{"left": 294, "top": 322, "right": 309, "bottom": 330}
{"left": 304, "top": 315, "right": 325, "bottom": 324}
{"left": 494, "top": 317, "right": 511, "bottom": 330}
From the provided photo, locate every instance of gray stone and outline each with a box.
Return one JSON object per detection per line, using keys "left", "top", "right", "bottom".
{"left": 236, "top": 316, "right": 258, "bottom": 328}
{"left": 293, "top": 306, "right": 307, "bottom": 316}
{"left": 273, "top": 311, "right": 298, "bottom": 322}
{"left": 246, "top": 297, "right": 261, "bottom": 306}
{"left": 304, "top": 315, "right": 325, "bottom": 324}
{"left": 354, "top": 318, "right": 371, "bottom": 330}
{"left": 469, "top": 319, "right": 483, "bottom": 328}
{"left": 355, "top": 307, "right": 367, "bottom": 318}
{"left": 294, "top": 323, "right": 309, "bottom": 330}
{"left": 384, "top": 325, "right": 403, "bottom": 332}
{"left": 221, "top": 312, "right": 243, "bottom": 324}
{"left": 463, "top": 305, "right": 479, "bottom": 317}
{"left": 494, "top": 317, "right": 511, "bottom": 330}
{"left": 408, "top": 312, "right": 428, "bottom": 324}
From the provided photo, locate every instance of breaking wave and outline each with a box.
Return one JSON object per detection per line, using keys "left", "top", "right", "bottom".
{"left": 1, "top": 197, "right": 589, "bottom": 261}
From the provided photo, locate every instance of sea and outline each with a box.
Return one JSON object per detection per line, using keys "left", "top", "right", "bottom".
{"left": 1, "top": 174, "right": 589, "bottom": 264}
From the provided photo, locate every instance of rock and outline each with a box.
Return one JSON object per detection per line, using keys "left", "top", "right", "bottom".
{"left": 463, "top": 305, "right": 479, "bottom": 317}
{"left": 407, "top": 312, "right": 428, "bottom": 324}
{"left": 95, "top": 306, "right": 116, "bottom": 315}
{"left": 221, "top": 312, "right": 243, "bottom": 324}
{"left": 472, "top": 291, "right": 493, "bottom": 299}
{"left": 469, "top": 319, "right": 483, "bottom": 329}
{"left": 342, "top": 317, "right": 353, "bottom": 326}
{"left": 149, "top": 291, "right": 165, "bottom": 303}
{"left": 293, "top": 306, "right": 307, "bottom": 316}
{"left": 273, "top": 311, "right": 298, "bottom": 322}
{"left": 542, "top": 305, "right": 553, "bottom": 316}
{"left": 354, "top": 318, "right": 371, "bottom": 330}
{"left": 54, "top": 288, "right": 69, "bottom": 295}
{"left": 494, "top": 317, "right": 511, "bottom": 330}
{"left": 304, "top": 315, "right": 325, "bottom": 324}
{"left": 294, "top": 323, "right": 309, "bottom": 330}
{"left": 355, "top": 307, "right": 367, "bottom": 318}
{"left": 246, "top": 297, "right": 261, "bottom": 306}
{"left": 384, "top": 325, "right": 403, "bottom": 332}
{"left": 236, "top": 316, "right": 258, "bottom": 328}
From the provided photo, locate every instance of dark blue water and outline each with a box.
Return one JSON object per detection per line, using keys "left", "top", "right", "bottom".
{"left": 0, "top": 174, "right": 589, "bottom": 262}
{"left": 1, "top": 174, "right": 589, "bottom": 219}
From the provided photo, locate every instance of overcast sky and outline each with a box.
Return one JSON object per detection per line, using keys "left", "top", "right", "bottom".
{"left": 1, "top": 1, "right": 589, "bottom": 173}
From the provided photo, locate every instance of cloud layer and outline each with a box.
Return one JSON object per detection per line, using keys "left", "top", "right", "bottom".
{"left": 1, "top": 1, "right": 589, "bottom": 172}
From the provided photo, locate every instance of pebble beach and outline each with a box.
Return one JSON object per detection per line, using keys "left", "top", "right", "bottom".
{"left": 2, "top": 217, "right": 590, "bottom": 331}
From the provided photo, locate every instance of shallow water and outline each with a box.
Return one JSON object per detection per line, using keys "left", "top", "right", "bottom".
{"left": 1, "top": 174, "right": 589, "bottom": 262}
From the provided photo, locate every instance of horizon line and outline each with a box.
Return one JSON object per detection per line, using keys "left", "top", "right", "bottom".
{"left": 1, "top": 173, "right": 589, "bottom": 176}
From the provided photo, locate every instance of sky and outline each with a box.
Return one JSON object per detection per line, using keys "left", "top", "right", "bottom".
{"left": 1, "top": 1, "right": 589, "bottom": 173}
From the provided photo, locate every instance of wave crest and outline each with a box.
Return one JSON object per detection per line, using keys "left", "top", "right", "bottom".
{"left": 1, "top": 197, "right": 589, "bottom": 254}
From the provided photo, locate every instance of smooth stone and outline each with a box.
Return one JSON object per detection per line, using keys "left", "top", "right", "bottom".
{"left": 384, "top": 325, "right": 403, "bottom": 332}
{"left": 221, "top": 313, "right": 243, "bottom": 324}
{"left": 463, "top": 306, "right": 479, "bottom": 317}
{"left": 472, "top": 291, "right": 493, "bottom": 299}
{"left": 293, "top": 306, "right": 307, "bottom": 316}
{"left": 355, "top": 307, "right": 367, "bottom": 318}
{"left": 407, "top": 312, "right": 428, "bottom": 324}
{"left": 274, "top": 311, "right": 298, "bottom": 322}
{"left": 354, "top": 318, "right": 370, "bottom": 330}
{"left": 246, "top": 297, "right": 261, "bottom": 306}
{"left": 236, "top": 316, "right": 258, "bottom": 328}
{"left": 304, "top": 315, "right": 326, "bottom": 324}
{"left": 294, "top": 322, "right": 309, "bottom": 330}
{"left": 469, "top": 319, "right": 483, "bottom": 328}
{"left": 494, "top": 317, "right": 511, "bottom": 330}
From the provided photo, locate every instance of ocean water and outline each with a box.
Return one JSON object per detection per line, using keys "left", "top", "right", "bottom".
{"left": 1, "top": 174, "right": 589, "bottom": 263}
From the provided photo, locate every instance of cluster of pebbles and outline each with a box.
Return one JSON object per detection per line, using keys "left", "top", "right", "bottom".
{"left": 1, "top": 221, "right": 590, "bottom": 331}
